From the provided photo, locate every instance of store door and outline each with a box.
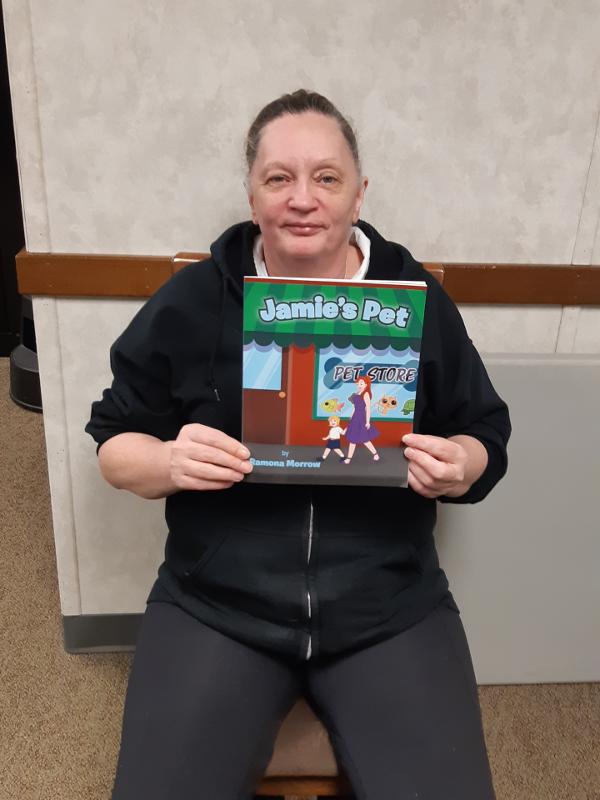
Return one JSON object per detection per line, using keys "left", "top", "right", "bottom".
{"left": 242, "top": 345, "right": 290, "bottom": 443}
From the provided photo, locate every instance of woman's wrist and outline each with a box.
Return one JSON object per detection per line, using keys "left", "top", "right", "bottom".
{"left": 98, "top": 433, "right": 178, "bottom": 499}
{"left": 444, "top": 435, "right": 488, "bottom": 497}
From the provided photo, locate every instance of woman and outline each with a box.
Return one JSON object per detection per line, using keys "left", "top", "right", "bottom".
{"left": 86, "top": 90, "right": 510, "bottom": 800}
{"left": 343, "top": 375, "right": 380, "bottom": 463}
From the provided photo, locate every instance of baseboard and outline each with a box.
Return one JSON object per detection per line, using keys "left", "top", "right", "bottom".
{"left": 63, "top": 613, "right": 143, "bottom": 653}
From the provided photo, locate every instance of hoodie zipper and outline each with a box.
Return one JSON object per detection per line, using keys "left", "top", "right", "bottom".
{"left": 305, "top": 496, "right": 314, "bottom": 660}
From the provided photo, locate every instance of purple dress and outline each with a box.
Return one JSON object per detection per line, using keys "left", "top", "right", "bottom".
{"left": 345, "top": 393, "right": 380, "bottom": 444}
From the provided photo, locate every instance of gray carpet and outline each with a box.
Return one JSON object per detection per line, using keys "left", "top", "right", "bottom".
{"left": 0, "top": 357, "right": 598, "bottom": 799}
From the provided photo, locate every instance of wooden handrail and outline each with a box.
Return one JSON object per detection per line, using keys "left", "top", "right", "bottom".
{"left": 15, "top": 249, "right": 600, "bottom": 304}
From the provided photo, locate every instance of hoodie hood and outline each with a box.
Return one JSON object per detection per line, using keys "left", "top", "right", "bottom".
{"left": 208, "top": 219, "right": 417, "bottom": 299}
{"left": 209, "top": 220, "right": 259, "bottom": 303}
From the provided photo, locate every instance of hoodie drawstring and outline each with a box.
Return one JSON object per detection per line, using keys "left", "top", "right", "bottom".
{"left": 207, "top": 268, "right": 228, "bottom": 402}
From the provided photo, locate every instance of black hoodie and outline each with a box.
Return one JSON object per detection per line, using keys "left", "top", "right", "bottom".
{"left": 85, "top": 220, "right": 511, "bottom": 662}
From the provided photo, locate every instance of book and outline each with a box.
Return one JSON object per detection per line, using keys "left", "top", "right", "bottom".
{"left": 242, "top": 275, "right": 427, "bottom": 487}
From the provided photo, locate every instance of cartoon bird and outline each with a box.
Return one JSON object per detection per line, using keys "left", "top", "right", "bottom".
{"left": 320, "top": 398, "right": 345, "bottom": 413}
{"left": 375, "top": 395, "right": 398, "bottom": 415}
{"left": 402, "top": 399, "right": 416, "bottom": 415}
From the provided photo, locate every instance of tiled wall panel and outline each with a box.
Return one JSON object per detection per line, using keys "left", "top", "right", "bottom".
{"left": 6, "top": 0, "right": 600, "bottom": 263}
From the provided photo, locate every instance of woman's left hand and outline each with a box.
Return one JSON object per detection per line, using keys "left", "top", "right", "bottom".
{"left": 401, "top": 433, "right": 488, "bottom": 499}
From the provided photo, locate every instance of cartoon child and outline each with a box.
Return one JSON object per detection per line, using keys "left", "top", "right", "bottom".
{"left": 344, "top": 375, "right": 380, "bottom": 463}
{"left": 319, "top": 415, "right": 346, "bottom": 461}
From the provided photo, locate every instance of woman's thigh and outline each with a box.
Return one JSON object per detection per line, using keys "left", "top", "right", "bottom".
{"left": 306, "top": 602, "right": 496, "bottom": 800}
{"left": 111, "top": 601, "right": 302, "bottom": 800}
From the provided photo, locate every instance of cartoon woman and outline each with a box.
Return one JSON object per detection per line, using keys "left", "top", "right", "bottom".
{"left": 343, "top": 375, "right": 380, "bottom": 463}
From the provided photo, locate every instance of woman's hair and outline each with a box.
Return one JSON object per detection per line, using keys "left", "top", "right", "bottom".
{"left": 245, "top": 89, "right": 361, "bottom": 174}
{"left": 356, "top": 375, "right": 372, "bottom": 398}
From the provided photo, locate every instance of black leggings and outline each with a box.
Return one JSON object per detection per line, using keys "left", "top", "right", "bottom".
{"left": 111, "top": 600, "right": 495, "bottom": 800}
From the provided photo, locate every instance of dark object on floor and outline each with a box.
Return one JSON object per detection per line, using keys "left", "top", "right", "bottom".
{"left": 9, "top": 294, "right": 42, "bottom": 411}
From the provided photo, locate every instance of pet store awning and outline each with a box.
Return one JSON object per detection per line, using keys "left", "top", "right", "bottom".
{"left": 243, "top": 279, "right": 426, "bottom": 350}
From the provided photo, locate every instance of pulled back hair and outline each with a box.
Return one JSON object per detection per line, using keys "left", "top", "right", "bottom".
{"left": 245, "top": 89, "right": 361, "bottom": 175}
{"left": 356, "top": 374, "right": 373, "bottom": 399}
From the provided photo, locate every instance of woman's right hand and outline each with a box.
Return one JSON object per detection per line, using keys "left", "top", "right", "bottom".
{"left": 169, "top": 423, "right": 253, "bottom": 491}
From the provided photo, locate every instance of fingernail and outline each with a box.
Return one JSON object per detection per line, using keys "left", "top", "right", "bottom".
{"left": 240, "top": 446, "right": 250, "bottom": 459}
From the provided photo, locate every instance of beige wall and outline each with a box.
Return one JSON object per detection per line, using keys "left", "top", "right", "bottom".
{"left": 5, "top": 0, "right": 600, "bottom": 353}
{"left": 4, "top": 0, "right": 600, "bottom": 681}
{"left": 5, "top": 0, "right": 600, "bottom": 352}
{"left": 5, "top": 0, "right": 600, "bottom": 262}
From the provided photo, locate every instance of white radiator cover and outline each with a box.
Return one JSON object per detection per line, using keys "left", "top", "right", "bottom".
{"left": 437, "top": 355, "right": 600, "bottom": 684}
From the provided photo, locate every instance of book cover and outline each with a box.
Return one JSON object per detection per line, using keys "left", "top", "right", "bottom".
{"left": 242, "top": 276, "right": 427, "bottom": 487}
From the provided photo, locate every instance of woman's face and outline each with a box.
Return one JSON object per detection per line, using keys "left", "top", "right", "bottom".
{"left": 248, "top": 112, "right": 367, "bottom": 264}
{"left": 357, "top": 378, "right": 367, "bottom": 393}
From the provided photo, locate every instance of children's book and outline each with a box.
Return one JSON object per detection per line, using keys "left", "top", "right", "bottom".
{"left": 242, "top": 276, "right": 427, "bottom": 487}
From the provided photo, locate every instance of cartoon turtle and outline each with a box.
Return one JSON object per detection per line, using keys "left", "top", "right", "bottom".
{"left": 320, "top": 398, "right": 345, "bottom": 413}
{"left": 402, "top": 399, "right": 416, "bottom": 415}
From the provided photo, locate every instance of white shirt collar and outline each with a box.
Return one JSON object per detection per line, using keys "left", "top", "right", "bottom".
{"left": 252, "top": 226, "right": 371, "bottom": 280}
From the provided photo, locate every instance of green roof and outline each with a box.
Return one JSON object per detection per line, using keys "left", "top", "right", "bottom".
{"left": 243, "top": 280, "right": 426, "bottom": 348}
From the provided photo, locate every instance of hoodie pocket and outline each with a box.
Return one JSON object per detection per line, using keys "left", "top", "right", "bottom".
{"left": 181, "top": 530, "right": 231, "bottom": 584}
{"left": 183, "top": 527, "right": 305, "bottom": 626}
{"left": 315, "top": 535, "right": 425, "bottom": 633}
